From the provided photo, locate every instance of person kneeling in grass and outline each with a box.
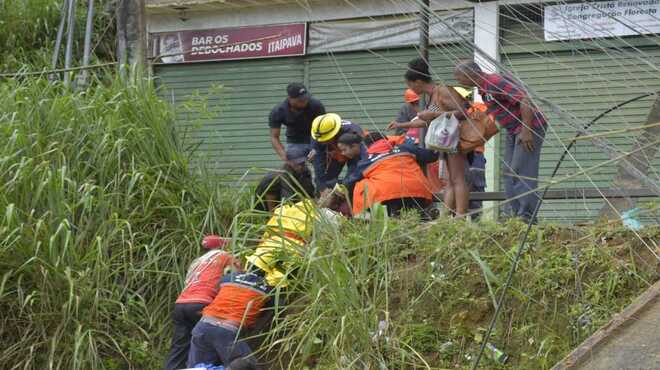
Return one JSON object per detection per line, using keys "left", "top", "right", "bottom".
{"left": 187, "top": 200, "right": 341, "bottom": 368}
{"left": 336, "top": 132, "right": 439, "bottom": 218}
{"left": 164, "top": 236, "right": 242, "bottom": 370}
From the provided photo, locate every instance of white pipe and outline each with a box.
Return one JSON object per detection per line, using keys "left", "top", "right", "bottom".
{"left": 64, "top": 0, "right": 77, "bottom": 86}
{"left": 51, "top": 0, "right": 70, "bottom": 70}
{"left": 82, "top": 0, "right": 94, "bottom": 67}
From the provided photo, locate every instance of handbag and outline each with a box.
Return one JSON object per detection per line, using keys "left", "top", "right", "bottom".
{"left": 457, "top": 103, "right": 499, "bottom": 153}
{"left": 425, "top": 113, "right": 460, "bottom": 153}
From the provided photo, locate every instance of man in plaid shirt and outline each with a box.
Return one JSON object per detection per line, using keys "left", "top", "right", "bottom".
{"left": 454, "top": 61, "right": 547, "bottom": 223}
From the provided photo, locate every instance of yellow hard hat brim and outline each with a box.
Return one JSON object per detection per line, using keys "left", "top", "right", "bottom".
{"left": 452, "top": 86, "right": 473, "bottom": 99}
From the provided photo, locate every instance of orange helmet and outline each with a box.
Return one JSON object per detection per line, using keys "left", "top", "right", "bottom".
{"left": 404, "top": 89, "right": 420, "bottom": 103}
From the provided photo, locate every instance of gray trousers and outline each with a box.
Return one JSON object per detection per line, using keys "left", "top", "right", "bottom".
{"left": 503, "top": 126, "right": 546, "bottom": 223}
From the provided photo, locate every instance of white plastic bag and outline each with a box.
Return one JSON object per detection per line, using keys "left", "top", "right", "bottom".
{"left": 424, "top": 113, "right": 460, "bottom": 153}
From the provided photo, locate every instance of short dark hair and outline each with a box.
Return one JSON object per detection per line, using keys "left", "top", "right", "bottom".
{"left": 364, "top": 132, "right": 386, "bottom": 147}
{"left": 337, "top": 132, "right": 363, "bottom": 146}
{"left": 405, "top": 57, "right": 432, "bottom": 83}
{"left": 455, "top": 60, "right": 482, "bottom": 75}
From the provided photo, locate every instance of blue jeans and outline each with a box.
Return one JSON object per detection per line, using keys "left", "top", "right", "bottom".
{"left": 163, "top": 303, "right": 206, "bottom": 370}
{"left": 286, "top": 142, "right": 311, "bottom": 157}
{"left": 468, "top": 152, "right": 487, "bottom": 220}
{"left": 503, "top": 126, "right": 546, "bottom": 223}
{"left": 187, "top": 320, "right": 253, "bottom": 367}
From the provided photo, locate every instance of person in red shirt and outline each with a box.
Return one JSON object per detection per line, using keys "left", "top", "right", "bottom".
{"left": 454, "top": 60, "right": 547, "bottom": 223}
{"left": 163, "top": 235, "right": 242, "bottom": 370}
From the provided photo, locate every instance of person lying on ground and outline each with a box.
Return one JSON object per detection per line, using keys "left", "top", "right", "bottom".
{"left": 187, "top": 201, "right": 342, "bottom": 368}
{"left": 163, "top": 236, "right": 242, "bottom": 370}
{"left": 254, "top": 146, "right": 315, "bottom": 212}
{"left": 336, "top": 131, "right": 439, "bottom": 218}
{"left": 310, "top": 113, "right": 365, "bottom": 194}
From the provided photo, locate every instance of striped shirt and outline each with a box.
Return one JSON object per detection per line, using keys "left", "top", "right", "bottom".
{"left": 478, "top": 73, "right": 546, "bottom": 134}
{"left": 202, "top": 271, "right": 272, "bottom": 328}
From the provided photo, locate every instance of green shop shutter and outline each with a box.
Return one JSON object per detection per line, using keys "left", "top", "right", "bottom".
{"left": 500, "top": 5, "right": 660, "bottom": 224}
{"left": 155, "top": 57, "right": 304, "bottom": 180}
{"left": 306, "top": 46, "right": 472, "bottom": 135}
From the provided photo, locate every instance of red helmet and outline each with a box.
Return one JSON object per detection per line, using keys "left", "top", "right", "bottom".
{"left": 202, "top": 235, "right": 229, "bottom": 249}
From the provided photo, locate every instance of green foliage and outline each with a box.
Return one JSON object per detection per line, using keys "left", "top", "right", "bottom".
{"left": 0, "top": 0, "right": 115, "bottom": 72}
{"left": 0, "top": 76, "right": 250, "bottom": 369}
{"left": 260, "top": 216, "right": 658, "bottom": 369}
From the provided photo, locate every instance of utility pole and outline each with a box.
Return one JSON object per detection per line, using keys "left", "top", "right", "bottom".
{"left": 420, "top": 0, "right": 430, "bottom": 64}
{"left": 419, "top": 0, "right": 430, "bottom": 150}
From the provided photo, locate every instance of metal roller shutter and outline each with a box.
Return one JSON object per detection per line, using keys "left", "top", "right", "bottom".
{"left": 500, "top": 5, "right": 660, "bottom": 224}
{"left": 155, "top": 58, "right": 304, "bottom": 179}
{"left": 307, "top": 46, "right": 472, "bottom": 135}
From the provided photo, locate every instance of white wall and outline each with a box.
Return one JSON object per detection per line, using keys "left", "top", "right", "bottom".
{"left": 147, "top": 0, "right": 473, "bottom": 33}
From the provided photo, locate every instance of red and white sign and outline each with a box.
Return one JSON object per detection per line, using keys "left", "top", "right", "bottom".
{"left": 151, "top": 23, "right": 307, "bottom": 64}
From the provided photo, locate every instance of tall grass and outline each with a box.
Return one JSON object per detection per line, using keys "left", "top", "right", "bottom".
{"left": 0, "top": 76, "right": 249, "bottom": 369}
{"left": 260, "top": 213, "right": 658, "bottom": 369}
{"left": 0, "top": 75, "right": 657, "bottom": 370}
{"left": 1, "top": 0, "right": 115, "bottom": 72}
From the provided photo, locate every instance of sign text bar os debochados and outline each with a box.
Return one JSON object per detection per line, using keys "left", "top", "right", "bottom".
{"left": 151, "top": 23, "right": 307, "bottom": 64}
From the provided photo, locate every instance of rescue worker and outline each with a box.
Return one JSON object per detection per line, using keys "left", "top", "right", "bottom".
{"left": 310, "top": 113, "right": 365, "bottom": 194}
{"left": 254, "top": 146, "right": 314, "bottom": 212}
{"left": 187, "top": 201, "right": 340, "bottom": 367}
{"left": 387, "top": 89, "right": 421, "bottom": 140}
{"left": 337, "top": 132, "right": 439, "bottom": 217}
{"left": 163, "top": 236, "right": 242, "bottom": 370}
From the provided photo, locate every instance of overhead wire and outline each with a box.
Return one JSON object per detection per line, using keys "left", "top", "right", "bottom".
{"left": 285, "top": 2, "right": 660, "bottom": 368}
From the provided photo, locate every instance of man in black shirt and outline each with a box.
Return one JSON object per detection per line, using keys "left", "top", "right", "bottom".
{"left": 254, "top": 146, "right": 315, "bottom": 212}
{"left": 269, "top": 83, "right": 325, "bottom": 166}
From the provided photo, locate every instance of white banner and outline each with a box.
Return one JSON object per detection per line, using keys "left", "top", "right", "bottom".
{"left": 308, "top": 10, "right": 473, "bottom": 54}
{"left": 545, "top": 0, "right": 660, "bottom": 41}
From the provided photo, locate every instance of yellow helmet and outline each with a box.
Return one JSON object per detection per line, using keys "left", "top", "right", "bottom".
{"left": 311, "top": 113, "right": 342, "bottom": 142}
{"left": 452, "top": 86, "right": 473, "bottom": 99}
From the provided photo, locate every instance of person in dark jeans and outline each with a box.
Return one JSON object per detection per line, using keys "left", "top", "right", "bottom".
{"left": 468, "top": 150, "right": 487, "bottom": 220}
{"left": 187, "top": 270, "right": 272, "bottom": 367}
{"left": 254, "top": 146, "right": 315, "bottom": 212}
{"left": 269, "top": 83, "right": 325, "bottom": 166}
{"left": 163, "top": 236, "right": 242, "bottom": 370}
{"left": 455, "top": 61, "right": 547, "bottom": 223}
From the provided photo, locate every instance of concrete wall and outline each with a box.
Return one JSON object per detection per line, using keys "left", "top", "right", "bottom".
{"left": 146, "top": 0, "right": 473, "bottom": 33}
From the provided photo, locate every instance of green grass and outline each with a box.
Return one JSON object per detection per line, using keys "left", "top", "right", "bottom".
{"left": 0, "top": 76, "right": 657, "bottom": 370}
{"left": 0, "top": 76, "right": 250, "bottom": 369}
{"left": 259, "top": 213, "right": 659, "bottom": 369}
